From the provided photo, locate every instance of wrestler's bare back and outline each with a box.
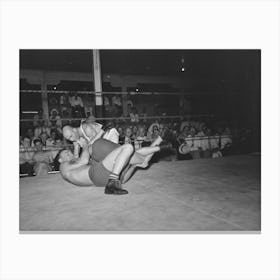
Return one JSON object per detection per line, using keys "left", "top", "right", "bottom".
{"left": 60, "top": 161, "right": 93, "bottom": 186}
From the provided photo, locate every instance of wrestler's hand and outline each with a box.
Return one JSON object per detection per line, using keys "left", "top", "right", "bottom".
{"left": 103, "top": 122, "right": 114, "bottom": 131}
{"left": 77, "top": 137, "right": 88, "bottom": 149}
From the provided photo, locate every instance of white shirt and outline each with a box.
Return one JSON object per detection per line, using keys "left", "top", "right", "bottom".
{"left": 70, "top": 96, "right": 84, "bottom": 107}
{"left": 220, "top": 135, "right": 232, "bottom": 149}
{"left": 103, "top": 128, "right": 119, "bottom": 144}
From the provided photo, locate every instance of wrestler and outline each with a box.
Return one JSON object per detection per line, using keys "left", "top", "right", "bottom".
{"left": 57, "top": 136, "right": 171, "bottom": 195}
{"left": 62, "top": 119, "right": 119, "bottom": 158}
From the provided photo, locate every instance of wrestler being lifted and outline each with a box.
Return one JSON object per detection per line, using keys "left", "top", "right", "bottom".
{"left": 57, "top": 129, "right": 173, "bottom": 195}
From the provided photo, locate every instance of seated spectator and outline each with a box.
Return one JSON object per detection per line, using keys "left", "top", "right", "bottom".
{"left": 209, "top": 132, "right": 220, "bottom": 150}
{"left": 141, "top": 107, "right": 148, "bottom": 123}
{"left": 33, "top": 113, "right": 40, "bottom": 128}
{"left": 20, "top": 136, "right": 35, "bottom": 176}
{"left": 49, "top": 115, "right": 63, "bottom": 137}
{"left": 134, "top": 125, "right": 149, "bottom": 150}
{"left": 177, "top": 125, "right": 190, "bottom": 144}
{"left": 69, "top": 93, "right": 85, "bottom": 118}
{"left": 212, "top": 147, "right": 223, "bottom": 158}
{"left": 147, "top": 124, "right": 160, "bottom": 143}
{"left": 130, "top": 107, "right": 139, "bottom": 123}
{"left": 60, "top": 93, "right": 71, "bottom": 117}
{"left": 180, "top": 119, "right": 190, "bottom": 132}
{"left": 124, "top": 127, "right": 134, "bottom": 144}
{"left": 189, "top": 128, "right": 201, "bottom": 159}
{"left": 46, "top": 130, "right": 58, "bottom": 147}
{"left": 199, "top": 127, "right": 212, "bottom": 158}
{"left": 147, "top": 121, "right": 159, "bottom": 139}
{"left": 34, "top": 120, "right": 51, "bottom": 139}
{"left": 220, "top": 131, "right": 233, "bottom": 156}
{"left": 117, "top": 126, "right": 125, "bottom": 144}
{"left": 26, "top": 127, "right": 35, "bottom": 143}
{"left": 112, "top": 94, "right": 122, "bottom": 116}
{"left": 32, "top": 138, "right": 54, "bottom": 176}
{"left": 132, "top": 125, "right": 138, "bottom": 137}
{"left": 50, "top": 108, "right": 60, "bottom": 121}
{"left": 39, "top": 132, "right": 49, "bottom": 147}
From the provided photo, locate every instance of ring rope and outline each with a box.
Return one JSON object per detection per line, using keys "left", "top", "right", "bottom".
{"left": 19, "top": 135, "right": 232, "bottom": 153}
{"left": 20, "top": 114, "right": 218, "bottom": 122}
{"left": 20, "top": 90, "right": 223, "bottom": 96}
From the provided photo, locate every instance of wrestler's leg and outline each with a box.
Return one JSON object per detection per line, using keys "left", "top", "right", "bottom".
{"left": 129, "top": 136, "right": 163, "bottom": 167}
{"left": 102, "top": 143, "right": 134, "bottom": 175}
{"left": 102, "top": 144, "right": 134, "bottom": 194}
{"left": 129, "top": 146, "right": 160, "bottom": 165}
{"left": 120, "top": 146, "right": 160, "bottom": 183}
{"left": 121, "top": 164, "right": 137, "bottom": 184}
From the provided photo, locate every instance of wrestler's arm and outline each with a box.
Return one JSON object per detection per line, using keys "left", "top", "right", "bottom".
{"left": 73, "top": 141, "right": 80, "bottom": 158}
{"left": 64, "top": 143, "right": 91, "bottom": 172}
{"left": 89, "top": 129, "right": 104, "bottom": 144}
{"left": 74, "top": 137, "right": 91, "bottom": 166}
{"left": 84, "top": 123, "right": 104, "bottom": 144}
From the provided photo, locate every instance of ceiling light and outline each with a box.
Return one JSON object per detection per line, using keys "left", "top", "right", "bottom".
{"left": 181, "top": 67, "right": 185, "bottom": 72}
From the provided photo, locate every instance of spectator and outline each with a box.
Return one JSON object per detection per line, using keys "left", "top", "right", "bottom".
{"left": 69, "top": 93, "right": 85, "bottom": 118}
{"left": 220, "top": 130, "right": 233, "bottom": 156}
{"left": 177, "top": 125, "right": 190, "bottom": 144}
{"left": 130, "top": 107, "right": 139, "bottom": 123}
{"left": 34, "top": 120, "right": 51, "bottom": 139}
{"left": 134, "top": 125, "right": 149, "bottom": 150}
{"left": 112, "top": 94, "right": 122, "bottom": 116}
{"left": 33, "top": 113, "right": 40, "bottom": 128}
{"left": 188, "top": 128, "right": 201, "bottom": 159}
{"left": 147, "top": 125, "right": 160, "bottom": 142}
{"left": 50, "top": 108, "right": 60, "bottom": 121}
{"left": 117, "top": 126, "right": 125, "bottom": 144}
{"left": 212, "top": 147, "right": 223, "bottom": 158}
{"left": 32, "top": 138, "right": 54, "bottom": 176}
{"left": 46, "top": 130, "right": 58, "bottom": 147}
{"left": 25, "top": 128, "right": 36, "bottom": 146}
{"left": 199, "top": 127, "right": 212, "bottom": 158}
{"left": 147, "top": 121, "right": 160, "bottom": 138}
{"left": 132, "top": 125, "right": 138, "bottom": 137}
{"left": 124, "top": 127, "right": 134, "bottom": 144}
{"left": 141, "top": 107, "right": 148, "bottom": 123}
{"left": 60, "top": 93, "right": 71, "bottom": 117}
{"left": 20, "top": 136, "right": 35, "bottom": 176}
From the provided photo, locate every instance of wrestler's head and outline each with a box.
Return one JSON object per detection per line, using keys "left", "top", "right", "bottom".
{"left": 63, "top": 125, "right": 79, "bottom": 142}
{"left": 58, "top": 149, "right": 74, "bottom": 163}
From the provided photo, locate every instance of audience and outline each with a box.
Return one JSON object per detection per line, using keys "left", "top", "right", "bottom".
{"left": 32, "top": 138, "right": 55, "bottom": 176}
{"left": 20, "top": 136, "right": 35, "bottom": 176}
{"left": 20, "top": 109, "right": 257, "bottom": 176}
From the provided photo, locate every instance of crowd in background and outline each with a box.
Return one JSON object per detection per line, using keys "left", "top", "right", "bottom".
{"left": 20, "top": 109, "right": 257, "bottom": 177}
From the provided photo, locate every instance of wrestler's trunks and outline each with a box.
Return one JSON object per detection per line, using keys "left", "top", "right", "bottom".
{"left": 88, "top": 139, "right": 121, "bottom": 187}
{"left": 91, "top": 138, "right": 120, "bottom": 162}
{"left": 88, "top": 161, "right": 111, "bottom": 187}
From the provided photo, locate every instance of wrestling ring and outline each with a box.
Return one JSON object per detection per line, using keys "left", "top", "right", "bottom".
{"left": 20, "top": 90, "right": 260, "bottom": 232}
{"left": 20, "top": 154, "right": 260, "bottom": 232}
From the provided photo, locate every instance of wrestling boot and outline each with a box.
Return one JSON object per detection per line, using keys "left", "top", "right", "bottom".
{"left": 104, "top": 179, "right": 128, "bottom": 195}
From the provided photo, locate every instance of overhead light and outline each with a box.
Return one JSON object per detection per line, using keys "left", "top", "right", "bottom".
{"left": 136, "top": 88, "right": 139, "bottom": 92}
{"left": 22, "top": 111, "right": 38, "bottom": 114}
{"left": 53, "top": 86, "right": 57, "bottom": 90}
{"left": 181, "top": 56, "right": 185, "bottom": 72}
